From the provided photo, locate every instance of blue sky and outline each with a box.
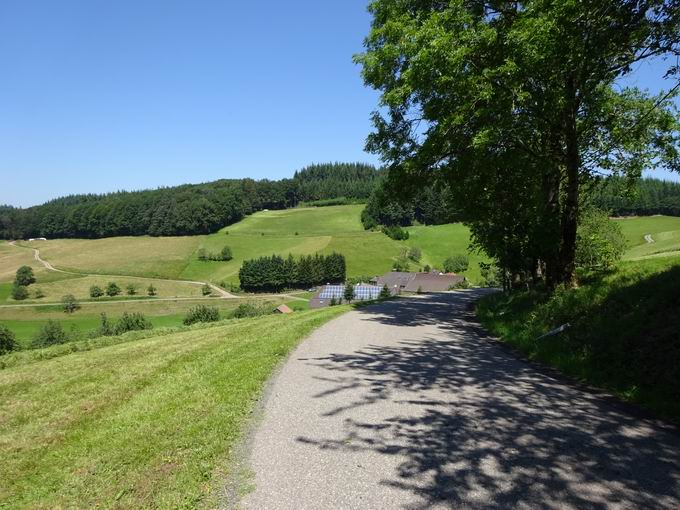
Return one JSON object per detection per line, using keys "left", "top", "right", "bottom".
{"left": 0, "top": 2, "right": 678, "bottom": 207}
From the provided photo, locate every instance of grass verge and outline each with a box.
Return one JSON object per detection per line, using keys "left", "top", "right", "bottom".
{"left": 0, "top": 306, "right": 348, "bottom": 508}
{"left": 476, "top": 256, "right": 680, "bottom": 423}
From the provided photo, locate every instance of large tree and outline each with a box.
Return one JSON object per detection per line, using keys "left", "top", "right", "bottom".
{"left": 356, "top": 0, "right": 680, "bottom": 287}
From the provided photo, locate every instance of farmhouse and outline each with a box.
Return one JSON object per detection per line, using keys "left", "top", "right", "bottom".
{"left": 373, "top": 270, "right": 465, "bottom": 293}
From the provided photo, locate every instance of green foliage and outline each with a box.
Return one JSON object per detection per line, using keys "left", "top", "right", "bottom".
{"left": 423, "top": 264, "right": 431, "bottom": 273}
{"left": 576, "top": 209, "right": 627, "bottom": 270}
{"left": 231, "top": 302, "right": 270, "bottom": 319}
{"left": 14, "top": 265, "right": 35, "bottom": 286}
{"left": 11, "top": 284, "right": 28, "bottom": 301}
{"left": 89, "top": 285, "right": 104, "bottom": 298}
{"left": 382, "top": 225, "right": 409, "bottom": 241}
{"left": 444, "top": 255, "right": 469, "bottom": 274}
{"left": 239, "top": 252, "right": 346, "bottom": 292}
{"left": 329, "top": 297, "right": 337, "bottom": 306}
{"left": 592, "top": 174, "right": 680, "bottom": 217}
{"left": 0, "top": 326, "right": 17, "bottom": 355}
{"left": 477, "top": 257, "right": 680, "bottom": 421}
{"left": 479, "top": 262, "right": 502, "bottom": 288}
{"left": 356, "top": 0, "right": 680, "bottom": 288}
{"left": 343, "top": 284, "right": 354, "bottom": 303}
{"left": 96, "top": 313, "right": 114, "bottom": 337}
{"left": 106, "top": 282, "right": 121, "bottom": 297}
{"left": 379, "top": 284, "right": 391, "bottom": 299}
{"left": 32, "top": 320, "right": 68, "bottom": 348}
{"left": 33, "top": 288, "right": 45, "bottom": 299}
{"left": 407, "top": 246, "right": 421, "bottom": 262}
{"left": 449, "top": 280, "right": 470, "bottom": 290}
{"left": 393, "top": 252, "right": 410, "bottom": 272}
{"left": 125, "top": 283, "right": 137, "bottom": 296}
{"left": 113, "top": 312, "right": 153, "bottom": 335}
{"left": 61, "top": 294, "right": 80, "bottom": 314}
{"left": 147, "top": 284, "right": 157, "bottom": 296}
{"left": 183, "top": 305, "right": 221, "bottom": 326}
{"left": 201, "top": 284, "right": 213, "bottom": 296}
{"left": 198, "top": 245, "right": 233, "bottom": 262}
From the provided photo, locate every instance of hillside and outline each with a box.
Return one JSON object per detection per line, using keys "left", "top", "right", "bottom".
{"left": 0, "top": 307, "right": 347, "bottom": 508}
{"left": 15, "top": 205, "right": 490, "bottom": 287}
{"left": 614, "top": 215, "right": 680, "bottom": 260}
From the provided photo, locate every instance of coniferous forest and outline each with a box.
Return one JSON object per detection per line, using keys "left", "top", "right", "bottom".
{"left": 238, "top": 252, "right": 346, "bottom": 292}
{"left": 0, "top": 163, "right": 379, "bottom": 240}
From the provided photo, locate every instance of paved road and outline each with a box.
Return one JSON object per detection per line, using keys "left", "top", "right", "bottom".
{"left": 241, "top": 290, "right": 680, "bottom": 509}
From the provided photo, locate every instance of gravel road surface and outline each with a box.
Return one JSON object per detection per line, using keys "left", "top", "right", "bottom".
{"left": 240, "top": 290, "right": 680, "bottom": 509}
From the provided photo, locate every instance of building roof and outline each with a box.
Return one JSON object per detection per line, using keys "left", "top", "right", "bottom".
{"left": 404, "top": 272, "right": 465, "bottom": 292}
{"left": 374, "top": 271, "right": 418, "bottom": 291}
{"left": 274, "top": 304, "right": 293, "bottom": 314}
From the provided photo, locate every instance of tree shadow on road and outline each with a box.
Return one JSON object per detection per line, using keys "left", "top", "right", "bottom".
{"left": 297, "top": 292, "right": 680, "bottom": 509}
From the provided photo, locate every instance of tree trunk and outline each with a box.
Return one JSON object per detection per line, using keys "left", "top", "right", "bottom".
{"left": 558, "top": 78, "right": 580, "bottom": 287}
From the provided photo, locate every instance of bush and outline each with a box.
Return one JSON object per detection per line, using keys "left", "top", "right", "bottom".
{"left": 114, "top": 312, "right": 153, "bottom": 335}
{"left": 408, "top": 247, "right": 422, "bottom": 262}
{"left": 14, "top": 266, "right": 35, "bottom": 286}
{"left": 183, "top": 305, "right": 221, "bottom": 325}
{"left": 329, "top": 297, "right": 337, "bottom": 306}
{"left": 449, "top": 279, "right": 470, "bottom": 290}
{"left": 126, "top": 283, "right": 137, "bottom": 296}
{"left": 444, "top": 254, "right": 469, "bottom": 274}
{"left": 96, "top": 313, "right": 115, "bottom": 336}
{"left": 62, "top": 294, "right": 80, "bottom": 314}
{"left": 32, "top": 320, "right": 68, "bottom": 348}
{"left": 202, "top": 284, "right": 213, "bottom": 296}
{"left": 34, "top": 288, "right": 45, "bottom": 299}
{"left": 0, "top": 326, "right": 17, "bottom": 355}
{"left": 423, "top": 264, "right": 431, "bottom": 273}
{"left": 11, "top": 284, "right": 28, "bottom": 301}
{"left": 197, "top": 248, "right": 207, "bottom": 261}
{"left": 89, "top": 285, "right": 104, "bottom": 298}
{"left": 379, "top": 284, "right": 391, "bottom": 299}
{"left": 382, "top": 225, "right": 410, "bottom": 240}
{"left": 147, "top": 284, "right": 157, "bottom": 296}
{"left": 343, "top": 284, "right": 354, "bottom": 303}
{"left": 576, "top": 208, "right": 626, "bottom": 270}
{"left": 106, "top": 282, "right": 121, "bottom": 297}
{"left": 231, "top": 302, "right": 269, "bottom": 319}
{"left": 479, "top": 262, "right": 502, "bottom": 287}
{"left": 219, "top": 246, "right": 233, "bottom": 261}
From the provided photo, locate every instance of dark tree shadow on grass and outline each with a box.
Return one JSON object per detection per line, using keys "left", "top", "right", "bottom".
{"left": 298, "top": 291, "right": 680, "bottom": 509}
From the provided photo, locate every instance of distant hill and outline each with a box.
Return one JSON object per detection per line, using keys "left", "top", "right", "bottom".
{"left": 0, "top": 163, "right": 379, "bottom": 239}
{"left": 590, "top": 176, "right": 680, "bottom": 217}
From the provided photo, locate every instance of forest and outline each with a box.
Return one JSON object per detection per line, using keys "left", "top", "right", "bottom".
{"left": 0, "top": 163, "right": 379, "bottom": 239}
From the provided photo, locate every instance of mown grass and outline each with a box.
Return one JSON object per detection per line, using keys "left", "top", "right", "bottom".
{"left": 614, "top": 215, "right": 680, "bottom": 259}
{"left": 404, "top": 223, "right": 490, "bottom": 284}
{"left": 476, "top": 255, "right": 680, "bottom": 422}
{"left": 0, "top": 306, "right": 348, "bottom": 508}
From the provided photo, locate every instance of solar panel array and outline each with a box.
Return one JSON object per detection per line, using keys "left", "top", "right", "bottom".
{"left": 317, "top": 284, "right": 381, "bottom": 301}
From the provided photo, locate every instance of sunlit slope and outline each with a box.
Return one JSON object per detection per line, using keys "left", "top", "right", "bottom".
{"left": 614, "top": 216, "right": 680, "bottom": 259}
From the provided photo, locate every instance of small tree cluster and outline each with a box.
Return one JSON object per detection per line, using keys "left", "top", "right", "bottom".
{"left": 96, "top": 312, "right": 153, "bottom": 336}
{"left": 197, "top": 246, "right": 233, "bottom": 262}
{"left": 575, "top": 208, "right": 626, "bottom": 271}
{"left": 407, "top": 247, "right": 421, "bottom": 262}
{"left": 382, "top": 225, "right": 409, "bottom": 240}
{"left": 62, "top": 294, "right": 80, "bottom": 314}
{"left": 183, "top": 305, "right": 221, "bottom": 325}
{"left": 239, "top": 252, "right": 346, "bottom": 292}
{"left": 444, "top": 255, "right": 469, "bottom": 274}
{"left": 32, "top": 320, "right": 68, "bottom": 348}
{"left": 11, "top": 266, "right": 35, "bottom": 301}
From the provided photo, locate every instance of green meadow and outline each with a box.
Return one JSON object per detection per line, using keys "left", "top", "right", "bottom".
{"left": 614, "top": 215, "right": 680, "bottom": 260}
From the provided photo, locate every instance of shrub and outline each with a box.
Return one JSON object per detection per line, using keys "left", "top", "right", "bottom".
{"left": 576, "top": 208, "right": 626, "bottom": 270}
{"left": 62, "top": 294, "right": 80, "bottom": 314}
{"left": 11, "top": 284, "right": 28, "bottom": 301}
{"left": 329, "top": 297, "right": 337, "bottom": 306}
{"left": 147, "top": 284, "right": 157, "bottom": 296}
{"left": 34, "top": 288, "right": 45, "bottom": 299}
{"left": 444, "top": 254, "right": 469, "bottom": 274}
{"left": 379, "top": 284, "right": 391, "bottom": 299}
{"left": 449, "top": 279, "right": 470, "bottom": 290}
{"left": 408, "top": 247, "right": 422, "bottom": 262}
{"left": 106, "top": 282, "right": 121, "bottom": 297}
{"left": 479, "top": 262, "right": 502, "bottom": 287}
{"left": 96, "top": 313, "right": 114, "bottom": 336}
{"left": 126, "top": 283, "right": 137, "bottom": 296}
{"left": 0, "top": 326, "right": 17, "bottom": 355}
{"left": 201, "top": 284, "right": 213, "bottom": 296}
{"left": 423, "top": 264, "right": 431, "bottom": 273}
{"left": 219, "top": 246, "right": 233, "bottom": 261}
{"left": 183, "top": 305, "right": 221, "bottom": 325}
{"left": 343, "top": 284, "right": 354, "bottom": 303}
{"left": 114, "top": 312, "right": 153, "bottom": 335}
{"left": 14, "top": 266, "right": 35, "bottom": 286}
{"left": 32, "top": 320, "right": 68, "bottom": 348}
{"left": 89, "top": 285, "right": 104, "bottom": 298}
{"left": 197, "top": 248, "right": 207, "bottom": 261}
{"left": 382, "top": 225, "right": 410, "bottom": 240}
{"left": 231, "top": 302, "right": 269, "bottom": 319}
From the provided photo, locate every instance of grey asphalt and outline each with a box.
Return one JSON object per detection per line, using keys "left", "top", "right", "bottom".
{"left": 240, "top": 290, "right": 680, "bottom": 509}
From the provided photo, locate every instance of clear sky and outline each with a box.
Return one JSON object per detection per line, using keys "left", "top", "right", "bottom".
{"left": 0, "top": 1, "right": 678, "bottom": 207}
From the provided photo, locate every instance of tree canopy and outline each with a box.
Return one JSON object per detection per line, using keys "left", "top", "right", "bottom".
{"left": 356, "top": 0, "right": 680, "bottom": 287}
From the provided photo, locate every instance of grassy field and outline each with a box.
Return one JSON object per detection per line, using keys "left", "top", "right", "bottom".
{"left": 404, "top": 223, "right": 490, "bottom": 282}
{"left": 0, "top": 242, "right": 47, "bottom": 282}
{"left": 477, "top": 254, "right": 680, "bottom": 422}
{"left": 614, "top": 215, "right": 680, "bottom": 259}
{"left": 0, "top": 306, "right": 348, "bottom": 508}
{"left": 0, "top": 297, "right": 283, "bottom": 347}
